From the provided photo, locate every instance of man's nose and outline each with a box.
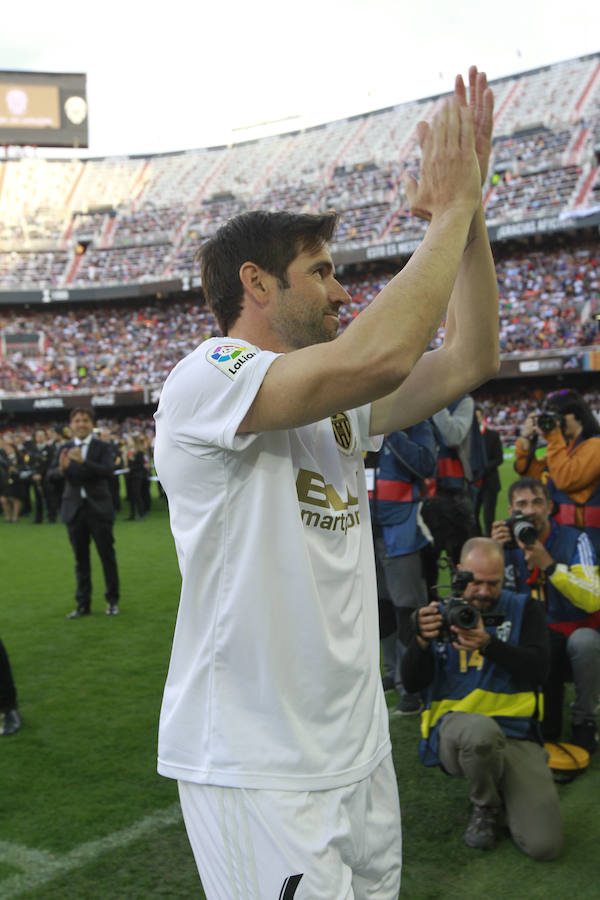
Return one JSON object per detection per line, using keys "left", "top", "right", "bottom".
{"left": 330, "top": 279, "right": 351, "bottom": 304}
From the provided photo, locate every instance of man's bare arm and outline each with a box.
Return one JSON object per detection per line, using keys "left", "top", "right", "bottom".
{"left": 369, "top": 204, "right": 499, "bottom": 434}
{"left": 370, "top": 69, "right": 498, "bottom": 435}
{"left": 238, "top": 97, "right": 482, "bottom": 434}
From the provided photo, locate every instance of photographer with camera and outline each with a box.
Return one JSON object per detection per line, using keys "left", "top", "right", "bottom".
{"left": 402, "top": 537, "right": 562, "bottom": 859}
{"left": 492, "top": 477, "right": 600, "bottom": 755}
{"left": 515, "top": 390, "right": 600, "bottom": 554}
{"left": 513, "top": 410, "right": 548, "bottom": 481}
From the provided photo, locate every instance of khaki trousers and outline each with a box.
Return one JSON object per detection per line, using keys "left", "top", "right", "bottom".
{"left": 438, "top": 712, "right": 563, "bottom": 860}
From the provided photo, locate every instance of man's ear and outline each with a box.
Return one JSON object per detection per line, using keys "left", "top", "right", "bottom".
{"left": 239, "top": 261, "right": 271, "bottom": 305}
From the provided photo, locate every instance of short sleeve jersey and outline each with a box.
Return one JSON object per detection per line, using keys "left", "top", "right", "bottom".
{"left": 153, "top": 337, "right": 390, "bottom": 790}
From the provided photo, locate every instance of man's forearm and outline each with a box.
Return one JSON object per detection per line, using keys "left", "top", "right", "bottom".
{"left": 345, "top": 205, "right": 476, "bottom": 385}
{"left": 442, "top": 204, "right": 499, "bottom": 383}
{"left": 368, "top": 207, "right": 498, "bottom": 435}
{"left": 371, "top": 204, "right": 498, "bottom": 434}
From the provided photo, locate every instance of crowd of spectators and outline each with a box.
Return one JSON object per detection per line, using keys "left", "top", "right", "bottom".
{"left": 109, "top": 204, "right": 187, "bottom": 247}
{"left": 1, "top": 55, "right": 599, "bottom": 292}
{"left": 0, "top": 251, "right": 71, "bottom": 289}
{"left": 492, "top": 128, "right": 572, "bottom": 173}
{"left": 338, "top": 240, "right": 600, "bottom": 350}
{"left": 485, "top": 165, "right": 583, "bottom": 225}
{"left": 0, "top": 148, "right": 592, "bottom": 288}
{"left": 495, "top": 242, "right": 600, "bottom": 352}
{"left": 2, "top": 387, "right": 599, "bottom": 530}
{"left": 0, "top": 240, "right": 598, "bottom": 396}
{"left": 71, "top": 244, "right": 174, "bottom": 286}
{"left": 0, "top": 417, "right": 159, "bottom": 526}
{"left": 0, "top": 302, "right": 219, "bottom": 395}
{"left": 0, "top": 54, "right": 599, "bottom": 398}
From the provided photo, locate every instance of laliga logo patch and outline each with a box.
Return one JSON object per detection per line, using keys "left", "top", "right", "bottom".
{"left": 211, "top": 344, "right": 244, "bottom": 363}
{"left": 207, "top": 342, "right": 259, "bottom": 379}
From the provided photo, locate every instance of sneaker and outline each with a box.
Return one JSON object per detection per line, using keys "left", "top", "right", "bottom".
{"left": 106, "top": 605, "right": 120, "bottom": 616}
{"left": 1, "top": 709, "right": 22, "bottom": 736}
{"left": 390, "top": 694, "right": 424, "bottom": 717}
{"left": 66, "top": 607, "right": 90, "bottom": 619}
{"left": 382, "top": 675, "right": 395, "bottom": 693}
{"left": 571, "top": 719, "right": 598, "bottom": 755}
{"left": 464, "top": 805, "right": 499, "bottom": 850}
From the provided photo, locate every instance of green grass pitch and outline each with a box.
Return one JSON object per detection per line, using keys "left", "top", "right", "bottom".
{"left": 1, "top": 456, "right": 598, "bottom": 898}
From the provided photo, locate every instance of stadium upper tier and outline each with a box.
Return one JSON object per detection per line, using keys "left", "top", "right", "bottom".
{"left": 1, "top": 52, "right": 600, "bottom": 292}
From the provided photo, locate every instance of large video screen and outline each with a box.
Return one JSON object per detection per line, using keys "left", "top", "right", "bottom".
{"left": 0, "top": 71, "right": 88, "bottom": 148}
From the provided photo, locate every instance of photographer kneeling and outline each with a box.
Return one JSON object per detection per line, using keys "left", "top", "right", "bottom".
{"left": 402, "top": 537, "right": 563, "bottom": 859}
{"left": 492, "top": 478, "right": 600, "bottom": 754}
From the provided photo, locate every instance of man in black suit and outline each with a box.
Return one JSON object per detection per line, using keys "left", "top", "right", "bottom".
{"left": 53, "top": 408, "right": 120, "bottom": 618}
{"left": 475, "top": 405, "right": 503, "bottom": 536}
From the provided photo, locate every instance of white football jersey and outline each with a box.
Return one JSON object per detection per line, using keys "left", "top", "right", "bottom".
{"left": 154, "top": 337, "right": 389, "bottom": 790}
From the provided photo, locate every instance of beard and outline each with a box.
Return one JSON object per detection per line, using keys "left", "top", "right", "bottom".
{"left": 271, "top": 289, "right": 339, "bottom": 350}
{"left": 469, "top": 595, "right": 498, "bottom": 613}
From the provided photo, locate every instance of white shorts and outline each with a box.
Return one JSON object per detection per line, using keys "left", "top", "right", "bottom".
{"left": 178, "top": 753, "right": 402, "bottom": 900}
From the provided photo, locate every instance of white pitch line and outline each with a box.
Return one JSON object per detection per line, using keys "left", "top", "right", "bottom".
{"left": 0, "top": 803, "right": 183, "bottom": 899}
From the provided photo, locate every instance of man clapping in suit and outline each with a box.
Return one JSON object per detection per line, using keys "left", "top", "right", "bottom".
{"left": 52, "top": 408, "right": 120, "bottom": 619}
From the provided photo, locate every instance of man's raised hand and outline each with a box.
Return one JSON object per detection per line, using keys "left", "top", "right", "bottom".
{"left": 403, "top": 97, "right": 481, "bottom": 222}
{"left": 455, "top": 65, "right": 494, "bottom": 186}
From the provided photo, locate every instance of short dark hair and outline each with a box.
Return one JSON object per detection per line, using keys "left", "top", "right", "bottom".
{"left": 508, "top": 477, "right": 549, "bottom": 505}
{"left": 69, "top": 407, "right": 95, "bottom": 423}
{"left": 199, "top": 210, "right": 338, "bottom": 334}
{"left": 545, "top": 389, "right": 600, "bottom": 439}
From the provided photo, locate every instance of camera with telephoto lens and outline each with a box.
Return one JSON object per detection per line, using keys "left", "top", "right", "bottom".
{"left": 537, "top": 410, "right": 565, "bottom": 434}
{"left": 504, "top": 510, "right": 538, "bottom": 548}
{"left": 437, "top": 570, "right": 479, "bottom": 643}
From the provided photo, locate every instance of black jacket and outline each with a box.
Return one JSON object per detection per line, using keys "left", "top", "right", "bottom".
{"left": 481, "top": 427, "right": 503, "bottom": 493}
{"left": 51, "top": 438, "right": 115, "bottom": 524}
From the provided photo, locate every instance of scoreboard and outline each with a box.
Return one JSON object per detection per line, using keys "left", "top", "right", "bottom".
{"left": 0, "top": 70, "right": 87, "bottom": 148}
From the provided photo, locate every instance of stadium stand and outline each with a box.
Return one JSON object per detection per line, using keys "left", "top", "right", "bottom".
{"left": 1, "top": 239, "right": 597, "bottom": 398}
{"left": 0, "top": 52, "right": 600, "bottom": 404}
